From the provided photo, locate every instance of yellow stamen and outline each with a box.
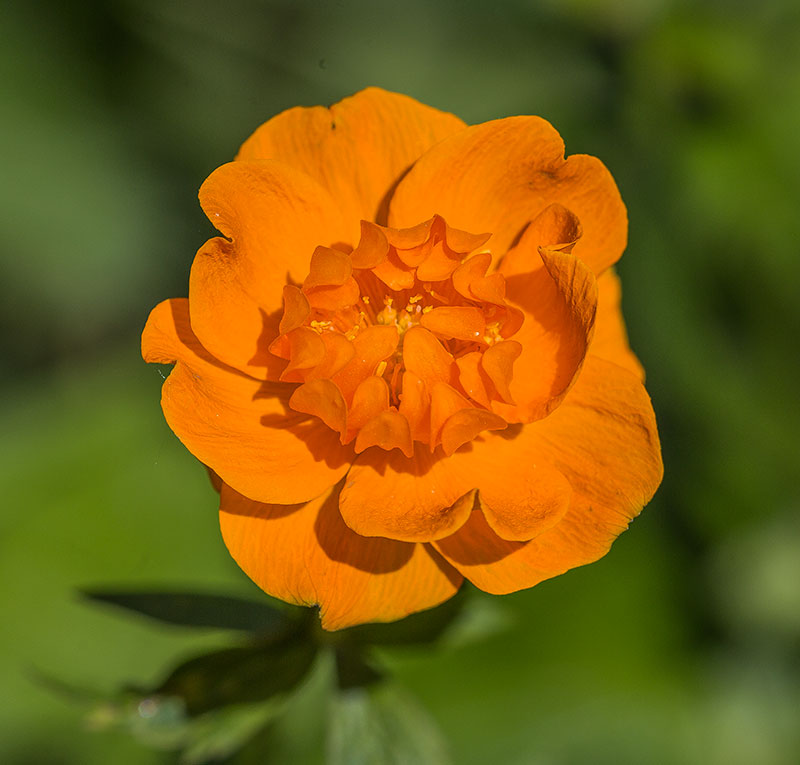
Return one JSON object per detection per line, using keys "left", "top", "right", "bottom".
{"left": 483, "top": 321, "right": 502, "bottom": 345}
{"left": 309, "top": 319, "right": 332, "bottom": 333}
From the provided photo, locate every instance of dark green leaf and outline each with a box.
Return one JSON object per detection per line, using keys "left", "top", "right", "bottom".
{"left": 334, "top": 645, "right": 384, "bottom": 690}
{"left": 80, "top": 589, "right": 291, "bottom": 635}
{"left": 150, "top": 635, "right": 317, "bottom": 715}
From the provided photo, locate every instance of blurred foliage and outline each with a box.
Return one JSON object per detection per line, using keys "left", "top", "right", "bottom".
{"left": 2, "top": 0, "right": 799, "bottom": 762}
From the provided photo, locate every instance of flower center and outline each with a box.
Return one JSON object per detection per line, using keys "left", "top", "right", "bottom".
{"left": 269, "top": 215, "right": 524, "bottom": 457}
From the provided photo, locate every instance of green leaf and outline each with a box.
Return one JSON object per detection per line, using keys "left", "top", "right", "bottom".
{"left": 80, "top": 589, "right": 292, "bottom": 635}
{"left": 179, "top": 702, "right": 282, "bottom": 765}
{"left": 87, "top": 694, "right": 282, "bottom": 764}
{"left": 150, "top": 634, "right": 318, "bottom": 716}
{"left": 327, "top": 684, "right": 452, "bottom": 765}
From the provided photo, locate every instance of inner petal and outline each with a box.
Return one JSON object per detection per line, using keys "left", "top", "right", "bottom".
{"left": 270, "top": 215, "right": 529, "bottom": 455}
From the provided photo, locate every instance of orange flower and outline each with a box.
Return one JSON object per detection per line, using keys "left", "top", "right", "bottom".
{"left": 142, "top": 88, "right": 662, "bottom": 630}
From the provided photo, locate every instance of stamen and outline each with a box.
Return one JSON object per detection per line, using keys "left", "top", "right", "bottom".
{"left": 483, "top": 321, "right": 503, "bottom": 345}
{"left": 309, "top": 319, "right": 333, "bottom": 333}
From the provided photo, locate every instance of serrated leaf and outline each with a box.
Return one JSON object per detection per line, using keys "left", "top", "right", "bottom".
{"left": 80, "top": 589, "right": 291, "bottom": 635}
{"left": 327, "top": 684, "right": 452, "bottom": 765}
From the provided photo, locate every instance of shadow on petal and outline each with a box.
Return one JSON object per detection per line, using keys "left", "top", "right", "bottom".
{"left": 353, "top": 441, "right": 448, "bottom": 478}
{"left": 436, "top": 509, "right": 525, "bottom": 566}
{"left": 255, "top": 412, "right": 354, "bottom": 473}
{"left": 219, "top": 491, "right": 308, "bottom": 521}
{"left": 422, "top": 544, "right": 465, "bottom": 588}
{"left": 165, "top": 299, "right": 257, "bottom": 378}
{"left": 247, "top": 307, "right": 289, "bottom": 378}
{"left": 314, "top": 483, "right": 414, "bottom": 574}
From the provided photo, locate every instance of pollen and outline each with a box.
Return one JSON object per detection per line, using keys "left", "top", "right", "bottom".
{"left": 309, "top": 319, "right": 333, "bottom": 333}
{"left": 483, "top": 321, "right": 503, "bottom": 345}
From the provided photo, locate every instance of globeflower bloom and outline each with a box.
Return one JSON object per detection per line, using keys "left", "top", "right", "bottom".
{"left": 143, "top": 88, "right": 662, "bottom": 630}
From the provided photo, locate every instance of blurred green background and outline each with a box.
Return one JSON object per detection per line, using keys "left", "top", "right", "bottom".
{"left": 2, "top": 0, "right": 799, "bottom": 762}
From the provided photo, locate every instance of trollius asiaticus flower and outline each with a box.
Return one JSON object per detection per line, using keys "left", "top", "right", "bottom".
{"left": 143, "top": 88, "right": 662, "bottom": 629}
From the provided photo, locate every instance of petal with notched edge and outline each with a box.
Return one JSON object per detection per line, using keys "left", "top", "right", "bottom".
{"left": 190, "top": 160, "right": 349, "bottom": 378}
{"left": 237, "top": 87, "right": 466, "bottom": 231}
{"left": 389, "top": 117, "right": 626, "bottom": 273}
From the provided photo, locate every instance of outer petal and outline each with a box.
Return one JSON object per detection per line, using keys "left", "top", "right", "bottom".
{"left": 142, "top": 298, "right": 352, "bottom": 504}
{"left": 190, "top": 160, "right": 350, "bottom": 378}
{"left": 591, "top": 268, "right": 645, "bottom": 380}
{"left": 219, "top": 482, "right": 462, "bottom": 630}
{"left": 388, "top": 116, "right": 627, "bottom": 273}
{"left": 434, "top": 355, "right": 662, "bottom": 592}
{"left": 237, "top": 87, "right": 466, "bottom": 230}
{"left": 338, "top": 445, "right": 477, "bottom": 543}
{"left": 337, "top": 424, "right": 572, "bottom": 545}
{"left": 493, "top": 247, "right": 598, "bottom": 423}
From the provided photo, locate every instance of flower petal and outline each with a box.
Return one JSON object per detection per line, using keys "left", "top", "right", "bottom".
{"left": 355, "top": 410, "right": 414, "bottom": 459}
{"left": 498, "top": 203, "right": 583, "bottom": 277}
{"left": 480, "top": 340, "right": 522, "bottom": 404}
{"left": 389, "top": 116, "right": 626, "bottom": 273}
{"left": 493, "top": 247, "right": 598, "bottom": 423}
{"left": 346, "top": 375, "right": 391, "bottom": 438}
{"left": 433, "top": 495, "right": 619, "bottom": 593}
{"left": 402, "top": 326, "right": 455, "bottom": 389}
{"left": 455, "top": 352, "right": 491, "bottom": 408}
{"left": 478, "top": 458, "right": 572, "bottom": 542}
{"left": 142, "top": 298, "right": 352, "bottom": 504}
{"left": 434, "top": 355, "right": 663, "bottom": 592}
{"left": 219, "top": 482, "right": 462, "bottom": 630}
{"left": 289, "top": 379, "right": 348, "bottom": 438}
{"left": 420, "top": 306, "right": 486, "bottom": 342}
{"left": 190, "top": 160, "right": 350, "bottom": 378}
{"left": 339, "top": 445, "right": 476, "bottom": 543}
{"left": 530, "top": 355, "right": 662, "bottom": 510}
{"left": 397, "top": 371, "right": 430, "bottom": 443}
{"left": 439, "top": 408, "right": 507, "bottom": 457}
{"left": 237, "top": 87, "right": 466, "bottom": 229}
{"left": 591, "top": 268, "right": 645, "bottom": 380}
{"left": 331, "top": 325, "right": 398, "bottom": 403}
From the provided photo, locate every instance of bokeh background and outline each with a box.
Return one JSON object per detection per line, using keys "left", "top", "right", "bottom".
{"left": 2, "top": 0, "right": 799, "bottom": 762}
